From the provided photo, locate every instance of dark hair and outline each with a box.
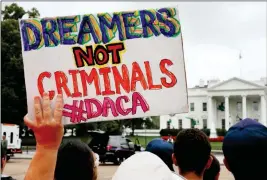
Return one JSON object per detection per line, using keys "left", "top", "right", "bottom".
{"left": 174, "top": 129, "right": 211, "bottom": 176}
{"left": 55, "top": 140, "right": 95, "bottom": 180}
{"left": 1, "top": 145, "right": 4, "bottom": 168}
{"left": 203, "top": 154, "right": 220, "bottom": 180}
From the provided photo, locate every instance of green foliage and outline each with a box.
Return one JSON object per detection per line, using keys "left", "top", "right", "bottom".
{"left": 201, "top": 128, "right": 210, "bottom": 137}
{"left": 217, "top": 102, "right": 225, "bottom": 112}
{"left": 160, "top": 128, "right": 183, "bottom": 136}
{"left": 1, "top": 3, "right": 40, "bottom": 127}
{"left": 2, "top": 3, "right": 26, "bottom": 20}
{"left": 216, "top": 128, "right": 227, "bottom": 136}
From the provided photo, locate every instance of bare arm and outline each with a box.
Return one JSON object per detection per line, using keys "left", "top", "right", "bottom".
{"left": 25, "top": 147, "right": 58, "bottom": 180}
{"left": 24, "top": 93, "right": 64, "bottom": 180}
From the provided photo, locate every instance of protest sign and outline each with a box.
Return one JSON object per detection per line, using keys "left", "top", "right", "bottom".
{"left": 19, "top": 7, "right": 188, "bottom": 124}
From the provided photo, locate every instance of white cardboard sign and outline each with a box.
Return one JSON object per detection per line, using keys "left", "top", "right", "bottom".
{"left": 19, "top": 7, "right": 188, "bottom": 124}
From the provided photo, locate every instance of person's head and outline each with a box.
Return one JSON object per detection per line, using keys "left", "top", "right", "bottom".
{"left": 2, "top": 135, "right": 6, "bottom": 140}
{"left": 173, "top": 129, "right": 212, "bottom": 179}
{"left": 203, "top": 154, "right": 220, "bottom": 180}
{"left": 55, "top": 140, "right": 98, "bottom": 180}
{"left": 146, "top": 138, "right": 174, "bottom": 171}
{"left": 223, "top": 118, "right": 267, "bottom": 180}
{"left": 112, "top": 152, "right": 182, "bottom": 180}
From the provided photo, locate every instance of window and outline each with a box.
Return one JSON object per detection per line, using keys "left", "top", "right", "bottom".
{"left": 253, "top": 102, "right": 259, "bottom": 111}
{"left": 222, "top": 119, "right": 225, "bottom": 130}
{"left": 203, "top": 103, "right": 207, "bottom": 111}
{"left": 178, "top": 119, "right": 183, "bottom": 129}
{"left": 3, "top": 132, "right": 6, "bottom": 136}
{"left": 203, "top": 119, "right": 207, "bottom": 129}
{"left": 190, "top": 103, "right": 195, "bottom": 111}
{"left": 237, "top": 102, "right": 242, "bottom": 112}
{"left": 10, "top": 132, "right": 13, "bottom": 144}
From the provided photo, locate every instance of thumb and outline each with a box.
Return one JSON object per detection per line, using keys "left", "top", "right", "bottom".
{"left": 24, "top": 114, "right": 36, "bottom": 130}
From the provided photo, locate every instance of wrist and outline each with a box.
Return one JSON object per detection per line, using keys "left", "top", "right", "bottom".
{"left": 36, "top": 144, "right": 59, "bottom": 153}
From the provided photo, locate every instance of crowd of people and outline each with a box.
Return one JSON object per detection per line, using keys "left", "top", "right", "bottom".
{"left": 1, "top": 93, "right": 267, "bottom": 180}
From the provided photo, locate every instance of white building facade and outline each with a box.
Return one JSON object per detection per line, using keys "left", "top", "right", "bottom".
{"left": 160, "top": 77, "right": 267, "bottom": 137}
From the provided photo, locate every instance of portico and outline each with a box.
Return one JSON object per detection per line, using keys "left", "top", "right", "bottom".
{"left": 207, "top": 78, "right": 267, "bottom": 137}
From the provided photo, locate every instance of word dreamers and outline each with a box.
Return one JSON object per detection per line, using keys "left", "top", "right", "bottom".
{"left": 37, "top": 59, "right": 177, "bottom": 100}
{"left": 63, "top": 92, "right": 149, "bottom": 123}
{"left": 20, "top": 7, "right": 181, "bottom": 51}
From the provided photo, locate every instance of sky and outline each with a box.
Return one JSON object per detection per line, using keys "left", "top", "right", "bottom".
{"left": 2, "top": 1, "right": 267, "bottom": 87}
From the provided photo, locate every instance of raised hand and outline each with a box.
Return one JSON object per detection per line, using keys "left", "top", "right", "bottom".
{"left": 24, "top": 92, "right": 64, "bottom": 150}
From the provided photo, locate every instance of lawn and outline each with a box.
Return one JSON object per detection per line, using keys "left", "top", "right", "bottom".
{"left": 22, "top": 136, "right": 223, "bottom": 151}
{"left": 127, "top": 136, "right": 223, "bottom": 150}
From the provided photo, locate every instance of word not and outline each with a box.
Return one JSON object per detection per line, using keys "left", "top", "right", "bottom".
{"left": 37, "top": 59, "right": 177, "bottom": 100}
{"left": 20, "top": 7, "right": 181, "bottom": 51}
{"left": 73, "top": 42, "right": 125, "bottom": 68}
{"left": 63, "top": 92, "right": 149, "bottom": 123}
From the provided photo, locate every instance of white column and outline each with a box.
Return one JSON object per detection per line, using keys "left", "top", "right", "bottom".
{"left": 225, "top": 96, "right": 230, "bottom": 130}
{"left": 260, "top": 95, "right": 266, "bottom": 126}
{"left": 213, "top": 99, "right": 217, "bottom": 130}
{"left": 242, "top": 95, "right": 247, "bottom": 119}
{"left": 208, "top": 96, "right": 216, "bottom": 137}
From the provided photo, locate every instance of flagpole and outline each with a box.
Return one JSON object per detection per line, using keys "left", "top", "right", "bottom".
{"left": 239, "top": 51, "right": 242, "bottom": 78}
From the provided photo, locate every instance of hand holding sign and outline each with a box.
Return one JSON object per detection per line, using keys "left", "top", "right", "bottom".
{"left": 24, "top": 92, "right": 64, "bottom": 150}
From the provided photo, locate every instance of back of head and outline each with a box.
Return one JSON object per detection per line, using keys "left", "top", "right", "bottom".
{"left": 55, "top": 140, "right": 95, "bottom": 180}
{"left": 174, "top": 128, "right": 211, "bottom": 176}
{"left": 112, "top": 152, "right": 181, "bottom": 180}
{"left": 146, "top": 138, "right": 174, "bottom": 171}
{"left": 1, "top": 145, "right": 4, "bottom": 168}
{"left": 223, "top": 118, "right": 267, "bottom": 179}
{"left": 203, "top": 154, "right": 220, "bottom": 180}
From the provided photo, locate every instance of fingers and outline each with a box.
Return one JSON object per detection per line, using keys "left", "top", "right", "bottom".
{"left": 24, "top": 115, "right": 36, "bottom": 130}
{"left": 34, "top": 96, "right": 43, "bottom": 123}
{"left": 54, "top": 94, "right": 63, "bottom": 123}
{"left": 42, "top": 92, "right": 52, "bottom": 121}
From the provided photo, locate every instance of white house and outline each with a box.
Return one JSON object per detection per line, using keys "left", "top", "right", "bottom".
{"left": 160, "top": 77, "right": 267, "bottom": 137}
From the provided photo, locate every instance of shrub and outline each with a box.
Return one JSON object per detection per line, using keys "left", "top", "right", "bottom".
{"left": 216, "top": 128, "right": 227, "bottom": 137}
{"left": 201, "top": 128, "right": 210, "bottom": 137}
{"left": 160, "top": 128, "right": 183, "bottom": 136}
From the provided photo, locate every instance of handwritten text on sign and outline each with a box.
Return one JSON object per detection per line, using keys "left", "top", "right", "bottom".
{"left": 19, "top": 7, "right": 188, "bottom": 124}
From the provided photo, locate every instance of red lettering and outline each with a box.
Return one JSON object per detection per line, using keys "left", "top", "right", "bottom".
{"left": 37, "top": 72, "right": 55, "bottom": 100}
{"left": 99, "top": 67, "right": 115, "bottom": 96}
{"left": 80, "top": 69, "right": 101, "bottom": 96}
{"left": 69, "top": 70, "right": 82, "bottom": 98}
{"left": 131, "top": 62, "right": 148, "bottom": 91}
{"left": 106, "top": 43, "right": 125, "bottom": 64}
{"left": 112, "top": 65, "right": 130, "bottom": 94}
{"left": 160, "top": 59, "right": 177, "bottom": 88}
{"left": 116, "top": 96, "right": 132, "bottom": 116}
{"left": 144, "top": 61, "right": 162, "bottom": 90}
{"left": 102, "top": 97, "right": 119, "bottom": 117}
{"left": 54, "top": 71, "right": 71, "bottom": 97}
{"left": 72, "top": 46, "right": 94, "bottom": 67}
{"left": 132, "top": 92, "right": 149, "bottom": 115}
{"left": 94, "top": 45, "right": 109, "bottom": 65}
{"left": 84, "top": 99, "right": 103, "bottom": 118}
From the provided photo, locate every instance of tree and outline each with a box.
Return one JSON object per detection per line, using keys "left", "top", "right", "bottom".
{"left": 2, "top": 3, "right": 26, "bottom": 20}
{"left": 27, "top": 8, "right": 40, "bottom": 18}
{"left": 1, "top": 3, "right": 40, "bottom": 127}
